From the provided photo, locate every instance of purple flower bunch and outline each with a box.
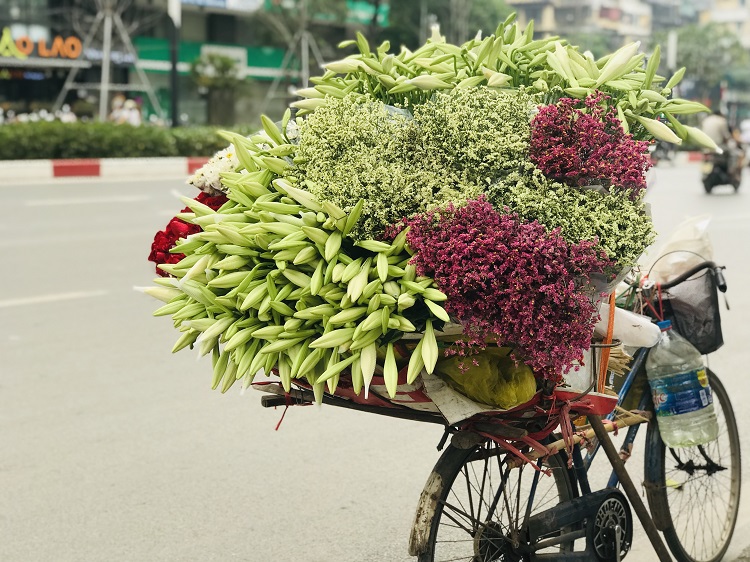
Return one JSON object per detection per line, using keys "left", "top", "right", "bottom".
{"left": 530, "top": 93, "right": 651, "bottom": 198}
{"left": 403, "top": 197, "right": 612, "bottom": 382}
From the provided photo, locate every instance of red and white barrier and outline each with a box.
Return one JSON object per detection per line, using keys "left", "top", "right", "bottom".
{"left": 1, "top": 156, "right": 210, "bottom": 183}
{"left": 2, "top": 151, "right": 706, "bottom": 184}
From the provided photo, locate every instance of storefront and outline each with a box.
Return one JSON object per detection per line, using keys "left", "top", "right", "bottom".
{"left": 0, "top": 25, "right": 91, "bottom": 114}
{"left": 1, "top": 0, "right": 389, "bottom": 123}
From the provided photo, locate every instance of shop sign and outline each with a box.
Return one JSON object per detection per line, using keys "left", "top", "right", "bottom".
{"left": 182, "top": 0, "right": 263, "bottom": 10}
{"left": 83, "top": 48, "right": 136, "bottom": 65}
{"left": 0, "top": 27, "right": 82, "bottom": 60}
{"left": 200, "top": 44, "right": 247, "bottom": 70}
{"left": 0, "top": 68, "right": 45, "bottom": 80}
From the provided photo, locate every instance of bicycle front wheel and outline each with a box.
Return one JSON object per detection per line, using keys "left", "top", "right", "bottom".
{"left": 417, "top": 439, "right": 575, "bottom": 562}
{"left": 645, "top": 370, "right": 741, "bottom": 562}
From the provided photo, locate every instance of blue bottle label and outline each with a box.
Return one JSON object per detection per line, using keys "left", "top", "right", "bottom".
{"left": 650, "top": 369, "right": 713, "bottom": 417}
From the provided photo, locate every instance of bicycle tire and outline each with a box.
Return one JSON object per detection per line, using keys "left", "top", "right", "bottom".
{"left": 645, "top": 370, "right": 741, "bottom": 562}
{"left": 418, "top": 439, "right": 575, "bottom": 562}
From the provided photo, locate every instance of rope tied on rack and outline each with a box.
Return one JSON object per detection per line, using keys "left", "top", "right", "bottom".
{"left": 274, "top": 392, "right": 295, "bottom": 431}
{"left": 475, "top": 430, "right": 553, "bottom": 476}
{"left": 575, "top": 428, "right": 596, "bottom": 453}
{"left": 558, "top": 402, "right": 576, "bottom": 468}
{"left": 602, "top": 418, "right": 620, "bottom": 436}
{"left": 273, "top": 390, "right": 315, "bottom": 430}
{"left": 641, "top": 276, "right": 665, "bottom": 321}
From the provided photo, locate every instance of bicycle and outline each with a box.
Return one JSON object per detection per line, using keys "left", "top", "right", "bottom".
{"left": 257, "top": 261, "right": 741, "bottom": 562}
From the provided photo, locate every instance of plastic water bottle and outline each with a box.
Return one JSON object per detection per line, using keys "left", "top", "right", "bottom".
{"left": 645, "top": 320, "right": 719, "bottom": 447}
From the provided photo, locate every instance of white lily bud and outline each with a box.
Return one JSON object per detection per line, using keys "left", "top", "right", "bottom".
{"left": 685, "top": 126, "right": 720, "bottom": 152}
{"left": 324, "top": 58, "right": 362, "bottom": 74}
{"left": 633, "top": 115, "right": 682, "bottom": 144}
{"left": 596, "top": 42, "right": 641, "bottom": 87}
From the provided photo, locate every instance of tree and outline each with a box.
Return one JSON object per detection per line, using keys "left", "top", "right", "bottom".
{"left": 191, "top": 53, "right": 251, "bottom": 125}
{"left": 378, "top": 0, "right": 512, "bottom": 52}
{"left": 652, "top": 23, "right": 750, "bottom": 106}
{"left": 562, "top": 31, "right": 614, "bottom": 59}
{"left": 250, "top": 0, "right": 348, "bottom": 58}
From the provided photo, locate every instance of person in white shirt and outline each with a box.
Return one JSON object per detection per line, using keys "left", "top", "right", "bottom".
{"left": 701, "top": 110, "right": 742, "bottom": 185}
{"left": 122, "top": 99, "right": 142, "bottom": 126}
{"left": 701, "top": 110, "right": 732, "bottom": 148}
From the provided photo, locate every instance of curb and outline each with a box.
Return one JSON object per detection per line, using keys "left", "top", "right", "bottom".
{"left": 676, "top": 151, "right": 704, "bottom": 163}
{"left": 2, "top": 156, "right": 210, "bottom": 182}
{"left": 3, "top": 151, "right": 705, "bottom": 183}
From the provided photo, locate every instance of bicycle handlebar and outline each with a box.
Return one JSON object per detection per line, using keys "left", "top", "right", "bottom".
{"left": 658, "top": 261, "right": 727, "bottom": 292}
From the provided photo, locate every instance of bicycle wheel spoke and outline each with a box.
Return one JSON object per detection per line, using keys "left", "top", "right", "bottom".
{"left": 425, "top": 440, "right": 574, "bottom": 561}
{"left": 439, "top": 502, "right": 477, "bottom": 535}
{"left": 647, "top": 372, "right": 741, "bottom": 562}
{"left": 472, "top": 450, "right": 490, "bottom": 528}
{"left": 437, "top": 521, "right": 472, "bottom": 532}
{"left": 448, "top": 482, "right": 474, "bottom": 530}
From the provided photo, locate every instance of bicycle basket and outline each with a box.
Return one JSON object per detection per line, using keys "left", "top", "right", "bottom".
{"left": 660, "top": 269, "right": 724, "bottom": 354}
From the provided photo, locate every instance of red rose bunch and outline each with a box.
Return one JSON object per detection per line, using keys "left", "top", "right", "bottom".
{"left": 403, "top": 197, "right": 611, "bottom": 382}
{"left": 148, "top": 192, "right": 227, "bottom": 276}
{"left": 530, "top": 93, "right": 651, "bottom": 199}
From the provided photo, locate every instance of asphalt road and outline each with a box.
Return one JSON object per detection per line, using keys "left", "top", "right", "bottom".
{"left": 1, "top": 165, "right": 748, "bottom": 562}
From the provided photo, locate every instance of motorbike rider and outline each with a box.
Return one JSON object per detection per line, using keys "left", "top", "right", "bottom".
{"left": 701, "top": 110, "right": 743, "bottom": 185}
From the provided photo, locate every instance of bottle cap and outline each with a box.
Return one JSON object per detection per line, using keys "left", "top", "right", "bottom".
{"left": 657, "top": 320, "right": 672, "bottom": 331}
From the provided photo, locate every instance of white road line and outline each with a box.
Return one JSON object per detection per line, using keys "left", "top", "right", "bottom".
{"left": 6, "top": 176, "right": 187, "bottom": 187}
{"left": 0, "top": 228, "right": 154, "bottom": 248}
{"left": 0, "top": 290, "right": 109, "bottom": 308}
{"left": 25, "top": 195, "right": 151, "bottom": 206}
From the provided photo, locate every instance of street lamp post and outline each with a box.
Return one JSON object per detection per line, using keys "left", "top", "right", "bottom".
{"left": 168, "top": 0, "right": 181, "bottom": 127}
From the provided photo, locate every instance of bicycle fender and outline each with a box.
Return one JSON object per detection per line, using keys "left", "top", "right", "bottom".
{"left": 408, "top": 470, "right": 444, "bottom": 556}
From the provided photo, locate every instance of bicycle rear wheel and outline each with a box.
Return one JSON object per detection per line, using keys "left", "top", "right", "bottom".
{"left": 645, "top": 370, "right": 741, "bottom": 562}
{"left": 417, "top": 439, "right": 575, "bottom": 562}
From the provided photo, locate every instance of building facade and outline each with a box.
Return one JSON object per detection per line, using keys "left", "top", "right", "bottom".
{"left": 701, "top": 0, "right": 750, "bottom": 47}
{"left": 0, "top": 0, "right": 387, "bottom": 124}
{"left": 507, "top": 0, "right": 653, "bottom": 50}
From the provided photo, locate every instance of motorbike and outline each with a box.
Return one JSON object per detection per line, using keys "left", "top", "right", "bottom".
{"left": 649, "top": 140, "right": 675, "bottom": 166}
{"left": 702, "top": 145, "right": 742, "bottom": 193}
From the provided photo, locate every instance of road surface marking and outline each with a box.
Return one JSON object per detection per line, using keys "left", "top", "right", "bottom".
{"left": 25, "top": 195, "right": 151, "bottom": 206}
{"left": 0, "top": 228, "right": 155, "bottom": 248}
{"left": 0, "top": 290, "right": 109, "bottom": 308}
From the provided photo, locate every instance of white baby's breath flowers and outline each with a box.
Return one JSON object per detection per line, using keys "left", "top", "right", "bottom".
{"left": 285, "top": 118, "right": 301, "bottom": 143}
{"left": 187, "top": 144, "right": 239, "bottom": 195}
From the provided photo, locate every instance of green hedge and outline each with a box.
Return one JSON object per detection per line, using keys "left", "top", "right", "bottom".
{"left": 0, "top": 122, "right": 257, "bottom": 160}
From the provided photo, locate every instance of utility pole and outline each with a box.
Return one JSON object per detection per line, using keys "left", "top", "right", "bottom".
{"left": 259, "top": 0, "right": 326, "bottom": 115}
{"left": 99, "top": 2, "right": 114, "bottom": 121}
{"left": 450, "top": 0, "right": 473, "bottom": 44}
{"left": 666, "top": 29, "right": 678, "bottom": 97}
{"left": 299, "top": 0, "right": 309, "bottom": 89}
{"left": 419, "top": 0, "right": 428, "bottom": 45}
{"left": 168, "top": 0, "right": 181, "bottom": 127}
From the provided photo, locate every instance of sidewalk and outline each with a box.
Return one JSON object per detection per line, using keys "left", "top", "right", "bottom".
{"left": 0, "top": 156, "right": 209, "bottom": 183}
{"left": 0, "top": 152, "right": 703, "bottom": 184}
